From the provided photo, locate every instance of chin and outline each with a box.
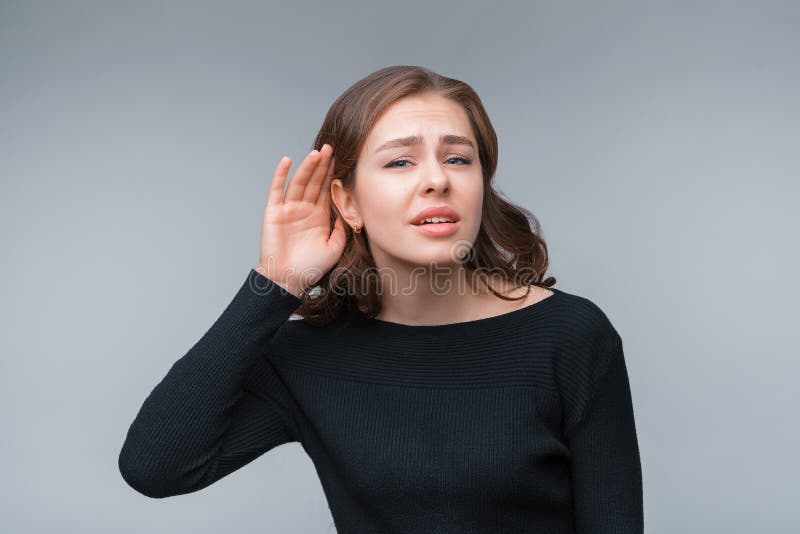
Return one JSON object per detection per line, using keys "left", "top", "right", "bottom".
{"left": 410, "top": 255, "right": 462, "bottom": 270}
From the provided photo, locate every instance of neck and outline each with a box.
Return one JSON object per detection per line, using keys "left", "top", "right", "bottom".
{"left": 371, "top": 262, "right": 515, "bottom": 325}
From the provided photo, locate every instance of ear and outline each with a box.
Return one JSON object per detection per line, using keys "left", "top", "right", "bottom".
{"left": 330, "top": 178, "right": 360, "bottom": 225}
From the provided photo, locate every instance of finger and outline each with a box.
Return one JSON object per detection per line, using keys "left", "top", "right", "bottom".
{"left": 328, "top": 213, "right": 347, "bottom": 248}
{"left": 284, "top": 148, "right": 323, "bottom": 202}
{"left": 268, "top": 156, "right": 291, "bottom": 206}
{"left": 304, "top": 147, "right": 333, "bottom": 204}
{"left": 316, "top": 156, "right": 336, "bottom": 207}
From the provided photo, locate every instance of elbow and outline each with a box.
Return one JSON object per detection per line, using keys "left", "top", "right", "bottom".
{"left": 118, "top": 447, "right": 168, "bottom": 498}
{"left": 118, "top": 440, "right": 183, "bottom": 499}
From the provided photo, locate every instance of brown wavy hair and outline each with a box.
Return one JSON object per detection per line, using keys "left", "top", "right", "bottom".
{"left": 293, "top": 65, "right": 556, "bottom": 326}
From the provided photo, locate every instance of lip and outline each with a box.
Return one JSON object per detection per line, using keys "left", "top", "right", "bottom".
{"left": 412, "top": 219, "right": 460, "bottom": 236}
{"left": 410, "top": 205, "right": 461, "bottom": 226}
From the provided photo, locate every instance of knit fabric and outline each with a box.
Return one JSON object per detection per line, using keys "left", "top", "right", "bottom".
{"left": 119, "top": 268, "right": 643, "bottom": 533}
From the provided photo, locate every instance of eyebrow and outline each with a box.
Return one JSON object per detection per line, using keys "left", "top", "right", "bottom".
{"left": 374, "top": 134, "right": 475, "bottom": 153}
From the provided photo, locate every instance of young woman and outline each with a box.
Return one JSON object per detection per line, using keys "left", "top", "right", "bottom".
{"left": 119, "top": 65, "right": 644, "bottom": 533}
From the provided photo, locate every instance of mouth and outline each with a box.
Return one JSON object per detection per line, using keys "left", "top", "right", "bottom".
{"left": 411, "top": 219, "right": 460, "bottom": 236}
{"left": 410, "top": 206, "right": 461, "bottom": 226}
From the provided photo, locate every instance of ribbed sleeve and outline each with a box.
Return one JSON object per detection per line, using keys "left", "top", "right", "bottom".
{"left": 564, "top": 337, "right": 644, "bottom": 533}
{"left": 118, "top": 269, "right": 303, "bottom": 498}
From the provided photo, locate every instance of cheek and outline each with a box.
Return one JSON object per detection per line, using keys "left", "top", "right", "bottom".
{"left": 467, "top": 183, "right": 484, "bottom": 234}
{"left": 469, "top": 181, "right": 484, "bottom": 213}
{"left": 361, "top": 188, "right": 407, "bottom": 229}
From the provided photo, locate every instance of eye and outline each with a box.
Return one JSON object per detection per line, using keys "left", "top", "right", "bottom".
{"left": 385, "top": 156, "right": 472, "bottom": 168}
{"left": 386, "top": 157, "right": 413, "bottom": 168}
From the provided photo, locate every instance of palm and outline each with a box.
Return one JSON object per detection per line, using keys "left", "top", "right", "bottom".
{"left": 258, "top": 144, "right": 346, "bottom": 294}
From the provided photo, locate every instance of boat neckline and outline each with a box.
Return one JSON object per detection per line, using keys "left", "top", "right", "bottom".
{"left": 366, "top": 286, "right": 565, "bottom": 330}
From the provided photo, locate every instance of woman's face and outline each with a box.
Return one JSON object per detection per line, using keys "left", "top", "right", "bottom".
{"left": 332, "top": 93, "right": 484, "bottom": 275}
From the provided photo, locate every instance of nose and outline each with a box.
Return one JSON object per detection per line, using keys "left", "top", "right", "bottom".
{"left": 419, "top": 157, "right": 451, "bottom": 194}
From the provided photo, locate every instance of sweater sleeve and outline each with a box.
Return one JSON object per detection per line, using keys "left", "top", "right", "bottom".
{"left": 118, "top": 269, "right": 303, "bottom": 498}
{"left": 564, "top": 337, "right": 644, "bottom": 533}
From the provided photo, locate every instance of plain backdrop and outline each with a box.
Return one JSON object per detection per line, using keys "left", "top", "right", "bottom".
{"left": 1, "top": 1, "right": 798, "bottom": 533}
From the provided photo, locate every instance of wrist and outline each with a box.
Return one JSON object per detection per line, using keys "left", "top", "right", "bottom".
{"left": 254, "top": 265, "right": 304, "bottom": 299}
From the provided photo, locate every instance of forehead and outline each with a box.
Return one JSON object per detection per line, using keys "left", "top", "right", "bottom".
{"left": 365, "top": 94, "right": 474, "bottom": 147}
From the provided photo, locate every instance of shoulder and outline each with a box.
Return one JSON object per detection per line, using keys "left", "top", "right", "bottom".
{"left": 547, "top": 287, "right": 621, "bottom": 353}
{"left": 547, "top": 288, "right": 624, "bottom": 405}
{"left": 268, "top": 310, "right": 349, "bottom": 356}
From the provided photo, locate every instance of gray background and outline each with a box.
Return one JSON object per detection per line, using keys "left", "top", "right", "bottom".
{"left": 2, "top": 1, "right": 798, "bottom": 532}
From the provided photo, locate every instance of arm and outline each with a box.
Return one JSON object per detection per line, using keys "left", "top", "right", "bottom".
{"left": 118, "top": 269, "right": 302, "bottom": 498}
{"left": 564, "top": 337, "right": 644, "bottom": 533}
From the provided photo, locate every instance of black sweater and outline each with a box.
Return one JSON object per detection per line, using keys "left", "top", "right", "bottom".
{"left": 118, "top": 269, "right": 643, "bottom": 533}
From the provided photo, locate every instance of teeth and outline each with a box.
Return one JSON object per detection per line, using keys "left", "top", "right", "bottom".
{"left": 420, "top": 216, "right": 454, "bottom": 224}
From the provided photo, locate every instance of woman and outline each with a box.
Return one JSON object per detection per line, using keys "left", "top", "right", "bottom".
{"left": 119, "top": 65, "right": 644, "bottom": 533}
